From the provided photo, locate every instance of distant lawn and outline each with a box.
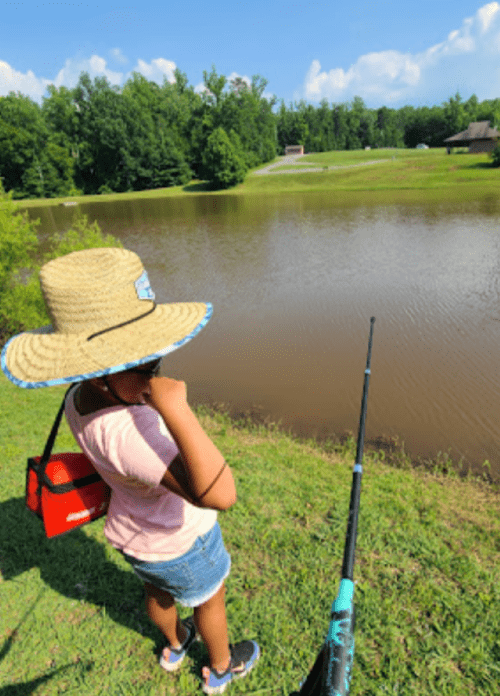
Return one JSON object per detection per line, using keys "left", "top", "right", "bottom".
{"left": 1, "top": 373, "right": 500, "bottom": 695}
{"left": 269, "top": 159, "right": 390, "bottom": 172}
{"left": 16, "top": 148, "right": 499, "bottom": 210}
{"left": 299, "top": 149, "right": 401, "bottom": 166}
{"left": 245, "top": 148, "right": 499, "bottom": 196}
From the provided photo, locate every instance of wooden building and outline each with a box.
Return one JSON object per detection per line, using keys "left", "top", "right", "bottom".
{"left": 284, "top": 145, "right": 304, "bottom": 155}
{"left": 444, "top": 121, "right": 499, "bottom": 153}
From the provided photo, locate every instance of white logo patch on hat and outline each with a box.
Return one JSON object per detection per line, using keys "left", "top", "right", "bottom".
{"left": 135, "top": 271, "right": 155, "bottom": 301}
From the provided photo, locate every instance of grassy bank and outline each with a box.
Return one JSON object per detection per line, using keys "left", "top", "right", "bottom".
{"left": 1, "top": 374, "right": 499, "bottom": 695}
{"left": 17, "top": 148, "right": 499, "bottom": 209}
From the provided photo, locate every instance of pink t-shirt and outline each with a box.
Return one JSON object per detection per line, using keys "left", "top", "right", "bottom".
{"left": 65, "top": 387, "right": 217, "bottom": 561}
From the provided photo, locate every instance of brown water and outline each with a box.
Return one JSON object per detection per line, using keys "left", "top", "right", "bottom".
{"left": 29, "top": 191, "right": 500, "bottom": 480}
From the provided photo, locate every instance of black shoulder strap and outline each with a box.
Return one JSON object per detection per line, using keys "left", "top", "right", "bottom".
{"left": 35, "top": 385, "right": 75, "bottom": 493}
{"left": 40, "top": 385, "right": 75, "bottom": 466}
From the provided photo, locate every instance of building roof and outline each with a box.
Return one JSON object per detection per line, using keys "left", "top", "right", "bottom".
{"left": 444, "top": 121, "right": 500, "bottom": 143}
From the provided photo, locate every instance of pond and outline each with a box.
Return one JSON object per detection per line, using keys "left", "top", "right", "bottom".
{"left": 27, "top": 190, "right": 500, "bottom": 481}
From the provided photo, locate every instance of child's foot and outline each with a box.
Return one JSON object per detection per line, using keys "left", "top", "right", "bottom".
{"left": 201, "top": 640, "right": 260, "bottom": 694}
{"left": 159, "top": 617, "right": 197, "bottom": 672}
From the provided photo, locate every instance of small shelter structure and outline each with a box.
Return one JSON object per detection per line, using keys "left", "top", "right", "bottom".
{"left": 444, "top": 121, "right": 499, "bottom": 154}
{"left": 284, "top": 145, "right": 304, "bottom": 155}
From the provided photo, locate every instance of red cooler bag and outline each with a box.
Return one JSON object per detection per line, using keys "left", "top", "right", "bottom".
{"left": 26, "top": 387, "right": 111, "bottom": 538}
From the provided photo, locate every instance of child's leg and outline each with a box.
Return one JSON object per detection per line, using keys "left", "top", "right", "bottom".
{"left": 194, "top": 583, "right": 231, "bottom": 672}
{"left": 144, "top": 581, "right": 187, "bottom": 651}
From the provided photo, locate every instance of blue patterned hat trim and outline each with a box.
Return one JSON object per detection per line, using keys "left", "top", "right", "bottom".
{"left": 1, "top": 303, "right": 212, "bottom": 389}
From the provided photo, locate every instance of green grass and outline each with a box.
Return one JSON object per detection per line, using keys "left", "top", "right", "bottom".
{"left": 16, "top": 148, "right": 499, "bottom": 209}
{"left": 297, "top": 150, "right": 398, "bottom": 166}
{"left": 245, "top": 149, "right": 499, "bottom": 196}
{"left": 1, "top": 374, "right": 500, "bottom": 695}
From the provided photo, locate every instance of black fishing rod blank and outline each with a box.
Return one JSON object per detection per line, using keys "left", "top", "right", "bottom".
{"left": 297, "top": 316, "right": 375, "bottom": 696}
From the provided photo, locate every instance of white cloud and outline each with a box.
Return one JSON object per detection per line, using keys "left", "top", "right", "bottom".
{"left": 0, "top": 60, "right": 51, "bottom": 99}
{"left": 305, "top": 51, "right": 421, "bottom": 105}
{"left": 52, "top": 55, "right": 124, "bottom": 90}
{"left": 478, "top": 1, "right": 500, "bottom": 32}
{"left": 0, "top": 53, "right": 178, "bottom": 101}
{"left": 194, "top": 81, "right": 208, "bottom": 94}
{"left": 110, "top": 48, "right": 128, "bottom": 65}
{"left": 131, "top": 58, "right": 176, "bottom": 83}
{"left": 304, "top": 2, "right": 500, "bottom": 106}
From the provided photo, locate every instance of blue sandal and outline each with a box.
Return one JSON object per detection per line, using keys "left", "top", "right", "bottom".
{"left": 202, "top": 640, "right": 260, "bottom": 694}
{"left": 159, "top": 617, "right": 197, "bottom": 672}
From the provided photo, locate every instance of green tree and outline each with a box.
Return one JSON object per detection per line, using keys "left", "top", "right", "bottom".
{"left": 189, "top": 66, "right": 226, "bottom": 174}
{"left": 222, "top": 75, "right": 276, "bottom": 166}
{"left": 0, "top": 182, "right": 42, "bottom": 339}
{"left": 344, "top": 97, "right": 363, "bottom": 149}
{"left": 72, "top": 72, "right": 192, "bottom": 194}
{"left": 345, "top": 96, "right": 375, "bottom": 149}
{"left": 202, "top": 65, "right": 228, "bottom": 109}
{"left": 464, "top": 94, "right": 479, "bottom": 123}
{"left": 313, "top": 100, "right": 335, "bottom": 152}
{"left": 331, "top": 103, "right": 349, "bottom": 150}
{"left": 477, "top": 98, "right": 500, "bottom": 128}
{"left": 0, "top": 181, "right": 121, "bottom": 342}
{"left": 120, "top": 81, "right": 192, "bottom": 191}
{"left": 491, "top": 143, "right": 500, "bottom": 167}
{"left": 404, "top": 105, "right": 447, "bottom": 147}
{"left": 0, "top": 183, "right": 38, "bottom": 333}
{"left": 42, "top": 84, "right": 82, "bottom": 195}
{"left": 191, "top": 67, "right": 276, "bottom": 175}
{"left": 0, "top": 93, "right": 76, "bottom": 198}
{"left": 201, "top": 127, "right": 247, "bottom": 189}
{"left": 72, "top": 74, "right": 130, "bottom": 193}
{"left": 375, "top": 107, "right": 405, "bottom": 148}
{"left": 276, "top": 100, "right": 309, "bottom": 153}
{"left": 22, "top": 136, "right": 77, "bottom": 198}
{"left": 443, "top": 92, "right": 468, "bottom": 137}
{"left": 42, "top": 85, "right": 80, "bottom": 157}
{"left": 124, "top": 71, "right": 195, "bottom": 174}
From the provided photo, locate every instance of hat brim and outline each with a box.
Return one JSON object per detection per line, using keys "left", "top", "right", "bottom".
{"left": 1, "top": 302, "right": 212, "bottom": 388}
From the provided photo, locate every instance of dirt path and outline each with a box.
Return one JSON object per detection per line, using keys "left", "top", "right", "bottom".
{"left": 254, "top": 153, "right": 390, "bottom": 175}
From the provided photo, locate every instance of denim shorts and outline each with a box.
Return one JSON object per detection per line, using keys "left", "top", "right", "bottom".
{"left": 122, "top": 522, "right": 231, "bottom": 607}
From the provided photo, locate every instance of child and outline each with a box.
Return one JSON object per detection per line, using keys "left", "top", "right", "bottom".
{"left": 1, "top": 247, "right": 260, "bottom": 694}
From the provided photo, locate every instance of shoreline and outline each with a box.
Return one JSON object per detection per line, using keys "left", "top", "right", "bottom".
{"left": 15, "top": 147, "right": 499, "bottom": 209}
{"left": 1, "top": 372, "right": 496, "bottom": 489}
{"left": 205, "top": 401, "right": 498, "bottom": 488}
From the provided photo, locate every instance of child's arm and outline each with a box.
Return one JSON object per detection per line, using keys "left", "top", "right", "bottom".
{"left": 145, "top": 376, "right": 237, "bottom": 511}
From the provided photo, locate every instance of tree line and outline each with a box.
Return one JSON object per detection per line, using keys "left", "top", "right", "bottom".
{"left": 1, "top": 67, "right": 499, "bottom": 198}
{"left": 278, "top": 93, "right": 500, "bottom": 153}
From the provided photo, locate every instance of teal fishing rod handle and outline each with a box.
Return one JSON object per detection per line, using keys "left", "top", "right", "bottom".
{"left": 323, "top": 579, "right": 355, "bottom": 696}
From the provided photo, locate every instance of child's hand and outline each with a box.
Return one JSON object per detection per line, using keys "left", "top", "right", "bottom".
{"left": 148, "top": 377, "right": 237, "bottom": 510}
{"left": 144, "top": 376, "right": 189, "bottom": 422}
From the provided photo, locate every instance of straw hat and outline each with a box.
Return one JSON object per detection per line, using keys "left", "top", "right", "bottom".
{"left": 1, "top": 247, "right": 212, "bottom": 388}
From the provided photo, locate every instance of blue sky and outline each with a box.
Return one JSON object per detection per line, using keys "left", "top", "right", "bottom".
{"left": 1, "top": 1, "right": 500, "bottom": 108}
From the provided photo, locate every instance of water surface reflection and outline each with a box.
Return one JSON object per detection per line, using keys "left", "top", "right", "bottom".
{"left": 29, "top": 192, "right": 500, "bottom": 479}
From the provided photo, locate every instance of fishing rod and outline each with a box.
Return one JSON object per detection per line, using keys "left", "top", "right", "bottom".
{"left": 297, "top": 316, "right": 375, "bottom": 696}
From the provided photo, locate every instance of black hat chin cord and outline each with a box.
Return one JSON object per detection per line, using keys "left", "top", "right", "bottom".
{"left": 102, "top": 375, "right": 140, "bottom": 407}
{"left": 87, "top": 302, "right": 157, "bottom": 341}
